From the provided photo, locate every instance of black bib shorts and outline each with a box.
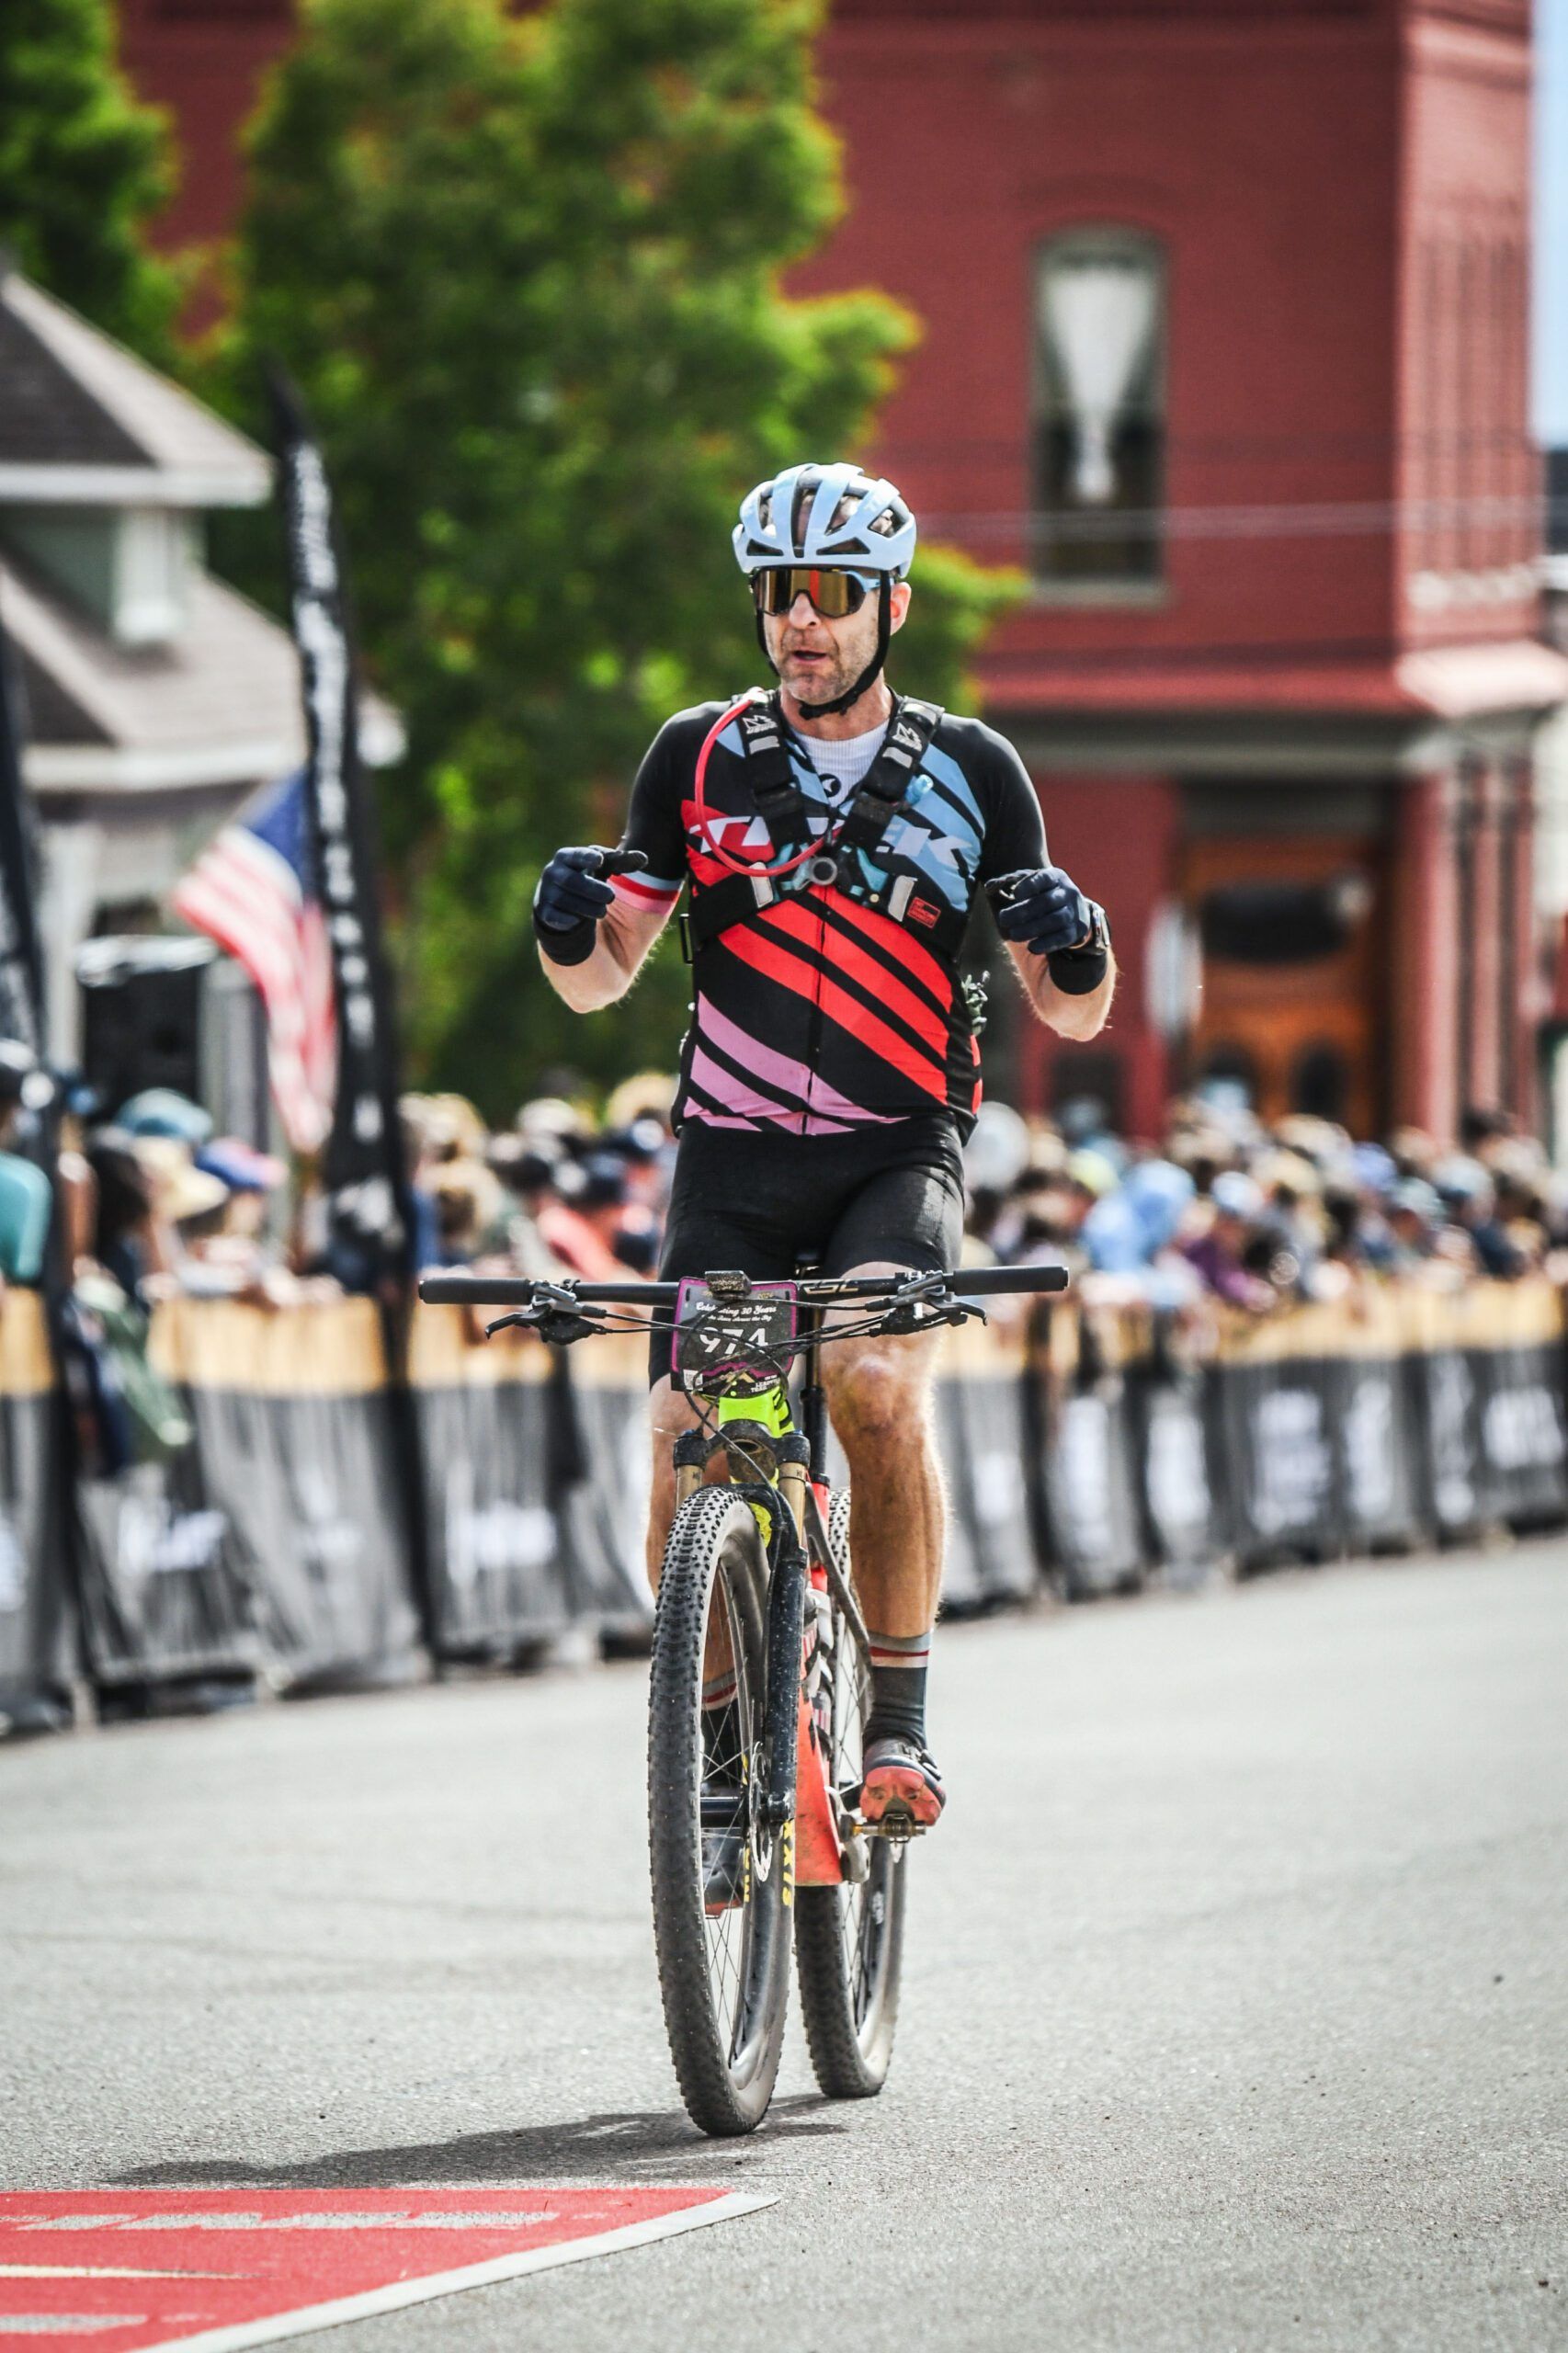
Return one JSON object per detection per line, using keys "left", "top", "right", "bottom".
{"left": 647, "top": 1112, "right": 965, "bottom": 1389}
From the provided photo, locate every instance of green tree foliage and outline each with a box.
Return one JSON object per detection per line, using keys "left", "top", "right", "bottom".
{"left": 224, "top": 0, "right": 1017, "bottom": 1113}
{"left": 0, "top": 0, "right": 181, "bottom": 358}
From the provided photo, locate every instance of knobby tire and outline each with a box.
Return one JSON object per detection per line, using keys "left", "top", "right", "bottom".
{"left": 648, "top": 1486, "right": 791, "bottom": 2136}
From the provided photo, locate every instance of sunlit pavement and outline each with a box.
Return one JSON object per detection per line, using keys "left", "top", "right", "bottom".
{"left": 4, "top": 1536, "right": 1565, "bottom": 2352}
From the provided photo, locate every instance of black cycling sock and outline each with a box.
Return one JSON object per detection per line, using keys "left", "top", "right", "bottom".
{"left": 865, "top": 1633, "right": 930, "bottom": 1749}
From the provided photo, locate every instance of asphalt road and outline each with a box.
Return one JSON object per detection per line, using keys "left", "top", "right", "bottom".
{"left": 5, "top": 1539, "right": 1566, "bottom": 2353}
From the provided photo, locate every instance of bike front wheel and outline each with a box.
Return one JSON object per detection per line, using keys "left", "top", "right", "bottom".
{"left": 648, "top": 1485, "right": 791, "bottom": 2136}
{"left": 794, "top": 1486, "right": 908, "bottom": 2098}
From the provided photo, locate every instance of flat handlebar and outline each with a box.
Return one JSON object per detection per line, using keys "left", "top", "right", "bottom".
{"left": 416, "top": 1263, "right": 1069, "bottom": 1310}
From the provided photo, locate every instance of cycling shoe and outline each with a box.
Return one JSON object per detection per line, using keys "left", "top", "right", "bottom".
{"left": 858, "top": 1736, "right": 946, "bottom": 1829}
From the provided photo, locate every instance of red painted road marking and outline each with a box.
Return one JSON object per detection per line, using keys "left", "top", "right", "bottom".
{"left": 0, "top": 2188, "right": 774, "bottom": 2349}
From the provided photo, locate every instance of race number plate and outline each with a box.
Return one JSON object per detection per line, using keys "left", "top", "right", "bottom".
{"left": 673, "top": 1279, "right": 798, "bottom": 1397}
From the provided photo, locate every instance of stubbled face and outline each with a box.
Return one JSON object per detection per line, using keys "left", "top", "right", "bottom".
{"left": 760, "top": 578, "right": 910, "bottom": 710}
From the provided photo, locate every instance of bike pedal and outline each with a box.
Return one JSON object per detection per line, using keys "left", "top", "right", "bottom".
{"left": 850, "top": 1812, "right": 925, "bottom": 1844}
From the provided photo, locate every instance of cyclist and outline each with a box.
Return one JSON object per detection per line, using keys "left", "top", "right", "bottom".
{"left": 535, "top": 462, "right": 1114, "bottom": 1830}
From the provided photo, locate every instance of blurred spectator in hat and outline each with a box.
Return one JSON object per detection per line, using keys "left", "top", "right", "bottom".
{"left": 130, "top": 1138, "right": 233, "bottom": 1299}
{"left": 1065, "top": 1146, "right": 1119, "bottom": 1203}
{"left": 1459, "top": 1105, "right": 1515, "bottom": 1160}
{"left": 178, "top": 1140, "right": 293, "bottom": 1301}
{"left": 1056, "top": 1093, "right": 1126, "bottom": 1172}
{"left": 1350, "top": 1141, "right": 1397, "bottom": 1200}
{"left": 965, "top": 1101, "right": 1031, "bottom": 1199}
{"left": 197, "top": 1138, "right": 286, "bottom": 1214}
{"left": 401, "top": 1095, "right": 460, "bottom": 1271}
{"left": 1022, "top": 1121, "right": 1068, "bottom": 1178}
{"left": 85, "top": 1131, "right": 166, "bottom": 1305}
{"left": 517, "top": 1094, "right": 593, "bottom": 1156}
{"left": 539, "top": 1150, "right": 649, "bottom": 1281}
{"left": 604, "top": 1071, "right": 677, "bottom": 1132}
{"left": 0, "top": 1041, "right": 52, "bottom": 1287}
{"left": 1180, "top": 1170, "right": 1275, "bottom": 1312}
{"left": 430, "top": 1156, "right": 506, "bottom": 1267}
{"left": 1385, "top": 1176, "right": 1442, "bottom": 1270}
{"left": 1389, "top": 1126, "right": 1438, "bottom": 1180}
{"left": 600, "top": 1112, "right": 674, "bottom": 1220}
{"left": 1431, "top": 1154, "right": 1522, "bottom": 1279}
{"left": 485, "top": 1133, "right": 567, "bottom": 1278}
{"left": 423, "top": 1092, "right": 488, "bottom": 1162}
{"left": 986, "top": 1169, "right": 1079, "bottom": 1270}
{"left": 1253, "top": 1147, "right": 1326, "bottom": 1290}
{"left": 1318, "top": 1178, "right": 1373, "bottom": 1287}
{"left": 1274, "top": 1113, "right": 1348, "bottom": 1167}
{"left": 1081, "top": 1159, "right": 1199, "bottom": 1308}
{"left": 116, "top": 1088, "right": 213, "bottom": 1149}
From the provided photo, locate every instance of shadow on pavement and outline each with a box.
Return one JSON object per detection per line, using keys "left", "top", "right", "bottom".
{"left": 111, "top": 2096, "right": 844, "bottom": 2188}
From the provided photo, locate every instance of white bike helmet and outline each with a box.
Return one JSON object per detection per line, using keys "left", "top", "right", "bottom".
{"left": 733, "top": 462, "right": 916, "bottom": 713}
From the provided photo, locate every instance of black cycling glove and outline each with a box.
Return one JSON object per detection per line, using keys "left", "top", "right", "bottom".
{"left": 987, "top": 866, "right": 1109, "bottom": 995}
{"left": 533, "top": 847, "right": 647, "bottom": 967}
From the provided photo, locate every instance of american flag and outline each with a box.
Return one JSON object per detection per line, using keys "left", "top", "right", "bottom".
{"left": 172, "top": 770, "right": 336, "bottom": 1154}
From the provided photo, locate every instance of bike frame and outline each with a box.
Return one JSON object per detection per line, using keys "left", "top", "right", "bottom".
{"left": 674, "top": 1283, "right": 848, "bottom": 1891}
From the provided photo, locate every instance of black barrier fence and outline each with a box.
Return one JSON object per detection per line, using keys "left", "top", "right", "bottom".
{"left": 71, "top": 1300, "right": 421, "bottom": 1702}
{"left": 408, "top": 1308, "right": 649, "bottom": 1656}
{"left": 1, "top": 1279, "right": 1564, "bottom": 1733}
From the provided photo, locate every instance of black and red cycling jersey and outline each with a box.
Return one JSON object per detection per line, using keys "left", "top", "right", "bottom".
{"left": 615, "top": 698, "right": 1046, "bottom": 1139}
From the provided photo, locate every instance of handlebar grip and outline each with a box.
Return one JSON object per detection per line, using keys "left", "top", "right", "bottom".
{"left": 418, "top": 1273, "right": 544, "bottom": 1305}
{"left": 948, "top": 1263, "right": 1070, "bottom": 1296}
{"left": 418, "top": 1271, "right": 681, "bottom": 1307}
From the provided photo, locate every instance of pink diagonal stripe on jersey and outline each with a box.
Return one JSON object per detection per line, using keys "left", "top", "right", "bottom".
{"left": 696, "top": 999, "right": 895, "bottom": 1126}
{"left": 687, "top": 1046, "right": 854, "bottom": 1135}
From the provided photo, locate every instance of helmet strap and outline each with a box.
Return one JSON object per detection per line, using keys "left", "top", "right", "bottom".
{"left": 755, "top": 579, "right": 892, "bottom": 721}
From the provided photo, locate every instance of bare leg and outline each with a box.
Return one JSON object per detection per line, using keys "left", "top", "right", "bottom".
{"left": 818, "top": 1262, "right": 947, "bottom": 1638}
{"left": 646, "top": 1373, "right": 701, "bottom": 1594}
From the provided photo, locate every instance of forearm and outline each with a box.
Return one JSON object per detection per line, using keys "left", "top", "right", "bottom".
{"left": 1018, "top": 950, "right": 1117, "bottom": 1040}
{"left": 538, "top": 932, "right": 635, "bottom": 1012}
{"left": 537, "top": 903, "right": 663, "bottom": 1011}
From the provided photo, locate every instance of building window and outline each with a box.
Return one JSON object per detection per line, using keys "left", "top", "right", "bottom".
{"left": 1032, "top": 228, "right": 1165, "bottom": 591}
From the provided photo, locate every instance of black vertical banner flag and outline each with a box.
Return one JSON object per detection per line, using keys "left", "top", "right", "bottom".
{"left": 267, "top": 369, "right": 413, "bottom": 1278}
{"left": 0, "top": 598, "right": 46, "bottom": 1057}
{"left": 266, "top": 369, "right": 435, "bottom": 1654}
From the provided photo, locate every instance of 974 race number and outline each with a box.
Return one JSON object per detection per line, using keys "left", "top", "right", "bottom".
{"left": 672, "top": 1279, "right": 798, "bottom": 1398}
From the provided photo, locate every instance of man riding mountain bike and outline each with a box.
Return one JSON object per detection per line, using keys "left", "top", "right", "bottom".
{"left": 534, "top": 461, "right": 1115, "bottom": 1835}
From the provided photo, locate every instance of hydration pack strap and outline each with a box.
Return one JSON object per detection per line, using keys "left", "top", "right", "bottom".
{"left": 685, "top": 869, "right": 780, "bottom": 957}
{"left": 835, "top": 696, "right": 944, "bottom": 858}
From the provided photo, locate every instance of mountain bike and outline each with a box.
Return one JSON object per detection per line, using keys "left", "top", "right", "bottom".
{"left": 419, "top": 1257, "right": 1067, "bottom": 2136}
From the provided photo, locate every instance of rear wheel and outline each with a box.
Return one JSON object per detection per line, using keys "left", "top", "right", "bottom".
{"left": 648, "top": 1486, "right": 791, "bottom": 2136}
{"left": 794, "top": 1487, "right": 907, "bottom": 2098}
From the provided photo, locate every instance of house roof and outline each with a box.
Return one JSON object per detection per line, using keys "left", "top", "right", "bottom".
{"left": 3, "top": 555, "right": 403, "bottom": 793}
{"left": 0, "top": 270, "right": 270, "bottom": 509}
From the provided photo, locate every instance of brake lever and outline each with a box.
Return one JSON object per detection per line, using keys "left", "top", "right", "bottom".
{"left": 483, "top": 1291, "right": 607, "bottom": 1347}
{"left": 877, "top": 1278, "right": 988, "bottom": 1336}
{"left": 483, "top": 1310, "right": 540, "bottom": 1338}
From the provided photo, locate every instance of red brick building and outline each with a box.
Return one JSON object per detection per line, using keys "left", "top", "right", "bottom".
{"left": 119, "top": 0, "right": 1565, "bottom": 1142}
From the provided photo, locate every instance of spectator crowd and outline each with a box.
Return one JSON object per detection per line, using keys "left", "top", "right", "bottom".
{"left": 0, "top": 1049, "right": 1562, "bottom": 1327}
{"left": 0, "top": 1047, "right": 1550, "bottom": 1479}
{"left": 403, "top": 1074, "right": 1568, "bottom": 1315}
